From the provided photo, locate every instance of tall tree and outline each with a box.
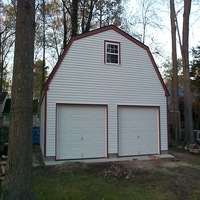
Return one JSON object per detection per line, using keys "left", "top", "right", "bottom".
{"left": 0, "top": 2, "right": 16, "bottom": 92}
{"left": 181, "top": 0, "right": 194, "bottom": 143}
{"left": 170, "top": 0, "right": 180, "bottom": 142}
{"left": 71, "top": 0, "right": 79, "bottom": 36}
{"left": 128, "top": 0, "right": 163, "bottom": 44}
{"left": 171, "top": 0, "right": 194, "bottom": 143}
{"left": 191, "top": 45, "right": 200, "bottom": 96}
{"left": 94, "top": 0, "right": 124, "bottom": 28}
{"left": 35, "top": 0, "right": 64, "bottom": 66}
{"left": 80, "top": 0, "right": 96, "bottom": 33}
{"left": 42, "top": 0, "right": 46, "bottom": 86}
{"left": 190, "top": 45, "right": 200, "bottom": 130}
{"left": 1, "top": 0, "right": 35, "bottom": 199}
{"left": 163, "top": 58, "right": 183, "bottom": 87}
{"left": 33, "top": 60, "right": 48, "bottom": 99}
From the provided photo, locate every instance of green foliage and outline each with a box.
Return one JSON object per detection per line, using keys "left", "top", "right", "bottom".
{"left": 1, "top": 2, "right": 16, "bottom": 91}
{"left": 162, "top": 58, "right": 183, "bottom": 87}
{"left": 190, "top": 44, "right": 200, "bottom": 130}
{"left": 191, "top": 45, "right": 200, "bottom": 95}
{"left": 34, "top": 0, "right": 126, "bottom": 68}
{"left": 0, "top": 126, "right": 9, "bottom": 155}
{"left": 33, "top": 60, "right": 48, "bottom": 99}
{"left": 192, "top": 101, "right": 200, "bottom": 129}
{"left": 179, "top": 98, "right": 200, "bottom": 130}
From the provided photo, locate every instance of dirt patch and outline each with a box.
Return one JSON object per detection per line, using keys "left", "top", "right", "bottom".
{"left": 32, "top": 145, "right": 45, "bottom": 167}
{"left": 51, "top": 162, "right": 88, "bottom": 173}
{"left": 96, "top": 164, "right": 146, "bottom": 180}
{"left": 90, "top": 150, "right": 200, "bottom": 199}
{"left": 33, "top": 147, "right": 200, "bottom": 199}
{"left": 163, "top": 178, "right": 191, "bottom": 199}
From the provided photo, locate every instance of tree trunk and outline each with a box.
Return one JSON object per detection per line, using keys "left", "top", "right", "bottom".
{"left": 181, "top": 0, "right": 194, "bottom": 144}
{"left": 0, "top": 30, "right": 3, "bottom": 92}
{"left": 42, "top": 0, "right": 46, "bottom": 86}
{"left": 84, "top": 0, "right": 95, "bottom": 33}
{"left": 170, "top": 0, "right": 180, "bottom": 142}
{"left": 71, "top": 0, "right": 79, "bottom": 36}
{"left": 62, "top": 4, "right": 67, "bottom": 49}
{"left": 1, "top": 0, "right": 35, "bottom": 199}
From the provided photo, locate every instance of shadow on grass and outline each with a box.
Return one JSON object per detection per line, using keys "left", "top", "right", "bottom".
{"left": 33, "top": 163, "right": 175, "bottom": 200}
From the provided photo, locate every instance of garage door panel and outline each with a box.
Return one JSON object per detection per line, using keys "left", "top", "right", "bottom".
{"left": 57, "top": 105, "right": 106, "bottom": 160}
{"left": 118, "top": 106, "right": 159, "bottom": 156}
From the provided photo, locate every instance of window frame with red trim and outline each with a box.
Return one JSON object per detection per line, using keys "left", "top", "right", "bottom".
{"left": 104, "top": 41, "right": 121, "bottom": 65}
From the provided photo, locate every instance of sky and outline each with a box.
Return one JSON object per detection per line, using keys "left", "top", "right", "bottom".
{"left": 1, "top": 0, "right": 200, "bottom": 79}
{"left": 126, "top": 0, "right": 200, "bottom": 72}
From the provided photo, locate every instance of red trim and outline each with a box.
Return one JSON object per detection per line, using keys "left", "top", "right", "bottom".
{"left": 117, "top": 105, "right": 160, "bottom": 156}
{"left": 55, "top": 103, "right": 108, "bottom": 160}
{"left": 106, "top": 105, "right": 108, "bottom": 158}
{"left": 104, "top": 40, "right": 121, "bottom": 65}
{"left": 44, "top": 90, "right": 47, "bottom": 157}
{"left": 146, "top": 50, "right": 169, "bottom": 97}
{"left": 43, "top": 37, "right": 74, "bottom": 91}
{"left": 117, "top": 106, "right": 119, "bottom": 157}
{"left": 56, "top": 103, "right": 108, "bottom": 107}
{"left": 158, "top": 107, "right": 161, "bottom": 155}
{"left": 55, "top": 105, "right": 57, "bottom": 160}
{"left": 166, "top": 98, "right": 169, "bottom": 150}
{"left": 43, "top": 25, "right": 169, "bottom": 97}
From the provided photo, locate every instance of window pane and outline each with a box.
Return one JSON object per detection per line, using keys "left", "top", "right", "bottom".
{"left": 106, "top": 42, "right": 119, "bottom": 64}
{"left": 111, "top": 55, "right": 118, "bottom": 63}
{"left": 4, "top": 115, "right": 10, "bottom": 124}
{"left": 107, "top": 54, "right": 112, "bottom": 63}
{"left": 107, "top": 54, "right": 118, "bottom": 63}
{"left": 107, "top": 44, "right": 111, "bottom": 53}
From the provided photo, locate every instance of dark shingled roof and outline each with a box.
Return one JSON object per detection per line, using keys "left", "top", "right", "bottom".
{"left": 2, "top": 99, "right": 11, "bottom": 114}
{"left": 0, "top": 92, "right": 8, "bottom": 103}
{"left": 2, "top": 99, "right": 38, "bottom": 114}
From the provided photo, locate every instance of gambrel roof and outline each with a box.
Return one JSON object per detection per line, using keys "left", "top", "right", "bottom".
{"left": 44, "top": 25, "right": 169, "bottom": 97}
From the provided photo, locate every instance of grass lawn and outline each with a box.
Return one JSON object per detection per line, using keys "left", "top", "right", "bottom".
{"left": 32, "top": 148, "right": 200, "bottom": 200}
{"left": 33, "top": 164, "right": 174, "bottom": 200}
{"left": 1, "top": 147, "right": 200, "bottom": 200}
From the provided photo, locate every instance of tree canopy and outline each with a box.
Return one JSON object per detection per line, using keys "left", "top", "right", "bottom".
{"left": 191, "top": 45, "right": 200, "bottom": 97}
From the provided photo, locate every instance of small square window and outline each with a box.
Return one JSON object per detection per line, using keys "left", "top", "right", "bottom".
{"left": 3, "top": 114, "right": 10, "bottom": 125}
{"left": 105, "top": 41, "right": 120, "bottom": 64}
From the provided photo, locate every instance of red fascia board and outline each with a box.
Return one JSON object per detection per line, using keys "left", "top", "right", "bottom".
{"left": 43, "top": 25, "right": 169, "bottom": 96}
{"left": 43, "top": 38, "right": 73, "bottom": 91}
{"left": 146, "top": 50, "right": 170, "bottom": 97}
{"left": 110, "top": 26, "right": 169, "bottom": 97}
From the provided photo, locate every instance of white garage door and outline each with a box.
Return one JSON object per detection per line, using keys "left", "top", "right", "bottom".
{"left": 118, "top": 106, "right": 159, "bottom": 156}
{"left": 57, "top": 105, "right": 106, "bottom": 160}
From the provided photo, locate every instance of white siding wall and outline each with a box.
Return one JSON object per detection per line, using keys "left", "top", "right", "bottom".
{"left": 45, "top": 29, "right": 168, "bottom": 157}
{"left": 108, "top": 104, "right": 118, "bottom": 153}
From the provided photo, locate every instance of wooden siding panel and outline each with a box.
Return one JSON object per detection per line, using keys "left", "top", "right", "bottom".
{"left": 45, "top": 29, "right": 168, "bottom": 156}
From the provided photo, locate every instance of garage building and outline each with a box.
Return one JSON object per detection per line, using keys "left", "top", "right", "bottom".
{"left": 40, "top": 25, "right": 169, "bottom": 161}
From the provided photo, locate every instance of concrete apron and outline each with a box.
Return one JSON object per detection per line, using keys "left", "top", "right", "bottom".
{"left": 45, "top": 154, "right": 174, "bottom": 166}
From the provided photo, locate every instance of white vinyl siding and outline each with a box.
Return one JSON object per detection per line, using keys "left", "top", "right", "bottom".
{"left": 44, "top": 29, "right": 168, "bottom": 157}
